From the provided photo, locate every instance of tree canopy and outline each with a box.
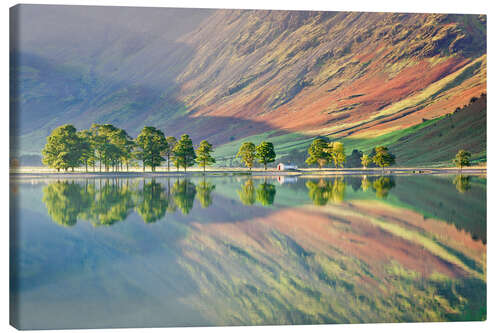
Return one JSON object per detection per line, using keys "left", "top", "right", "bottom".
{"left": 453, "top": 150, "right": 471, "bottom": 170}
{"left": 255, "top": 142, "right": 276, "bottom": 170}
{"left": 173, "top": 134, "right": 197, "bottom": 172}
{"left": 329, "top": 141, "right": 346, "bottom": 168}
{"left": 135, "top": 126, "right": 168, "bottom": 172}
{"left": 195, "top": 140, "right": 216, "bottom": 172}
{"left": 306, "top": 138, "right": 330, "bottom": 169}
{"left": 42, "top": 125, "right": 84, "bottom": 171}
{"left": 372, "top": 146, "right": 395, "bottom": 169}
{"left": 237, "top": 142, "right": 256, "bottom": 170}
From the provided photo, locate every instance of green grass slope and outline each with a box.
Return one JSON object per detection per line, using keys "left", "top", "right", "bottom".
{"left": 385, "top": 94, "right": 486, "bottom": 166}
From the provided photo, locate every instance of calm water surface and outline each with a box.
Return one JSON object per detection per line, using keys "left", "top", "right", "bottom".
{"left": 10, "top": 174, "right": 486, "bottom": 329}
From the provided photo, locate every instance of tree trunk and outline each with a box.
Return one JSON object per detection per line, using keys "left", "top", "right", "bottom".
{"left": 85, "top": 164, "right": 88, "bottom": 173}
{"left": 167, "top": 155, "right": 170, "bottom": 172}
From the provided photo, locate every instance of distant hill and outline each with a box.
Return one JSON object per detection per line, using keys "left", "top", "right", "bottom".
{"left": 10, "top": 5, "right": 486, "bottom": 166}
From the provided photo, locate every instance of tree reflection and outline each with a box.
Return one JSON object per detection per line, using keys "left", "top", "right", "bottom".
{"left": 307, "top": 176, "right": 396, "bottom": 205}
{"left": 80, "top": 180, "right": 135, "bottom": 226}
{"left": 196, "top": 179, "right": 216, "bottom": 208}
{"left": 453, "top": 175, "right": 471, "bottom": 193}
{"left": 42, "top": 178, "right": 213, "bottom": 227}
{"left": 171, "top": 179, "right": 197, "bottom": 215}
{"left": 238, "top": 179, "right": 256, "bottom": 206}
{"left": 256, "top": 182, "right": 276, "bottom": 206}
{"left": 134, "top": 180, "right": 169, "bottom": 223}
{"left": 306, "top": 179, "right": 332, "bottom": 206}
{"left": 371, "top": 177, "right": 396, "bottom": 198}
{"left": 361, "top": 176, "right": 372, "bottom": 192}
{"left": 306, "top": 177, "right": 346, "bottom": 205}
{"left": 331, "top": 177, "right": 346, "bottom": 203}
{"left": 42, "top": 181, "right": 92, "bottom": 226}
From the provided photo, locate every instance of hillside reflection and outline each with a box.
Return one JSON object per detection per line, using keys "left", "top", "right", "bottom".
{"left": 17, "top": 174, "right": 486, "bottom": 326}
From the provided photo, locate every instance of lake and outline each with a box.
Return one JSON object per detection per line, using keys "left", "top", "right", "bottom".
{"left": 10, "top": 174, "right": 486, "bottom": 329}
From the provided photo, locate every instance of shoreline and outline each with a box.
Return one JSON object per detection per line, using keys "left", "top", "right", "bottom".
{"left": 9, "top": 167, "right": 487, "bottom": 179}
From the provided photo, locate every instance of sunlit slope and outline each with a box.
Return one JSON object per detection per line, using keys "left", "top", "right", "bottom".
{"left": 13, "top": 8, "right": 486, "bottom": 159}
{"left": 214, "top": 93, "right": 486, "bottom": 166}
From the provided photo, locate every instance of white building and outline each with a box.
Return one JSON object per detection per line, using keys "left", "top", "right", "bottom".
{"left": 277, "top": 163, "right": 298, "bottom": 171}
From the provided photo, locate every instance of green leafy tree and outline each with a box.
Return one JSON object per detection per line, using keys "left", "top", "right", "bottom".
{"left": 306, "top": 138, "right": 330, "bottom": 169}
{"left": 372, "top": 146, "right": 395, "bottom": 170}
{"left": 329, "top": 141, "right": 346, "bottom": 168}
{"left": 110, "top": 129, "right": 135, "bottom": 171}
{"left": 196, "top": 179, "right": 216, "bottom": 208}
{"left": 361, "top": 154, "right": 371, "bottom": 169}
{"left": 453, "top": 150, "right": 471, "bottom": 170}
{"left": 163, "top": 136, "right": 177, "bottom": 172}
{"left": 90, "top": 124, "right": 125, "bottom": 172}
{"left": 42, "top": 124, "right": 83, "bottom": 171}
{"left": 237, "top": 179, "right": 256, "bottom": 205}
{"left": 256, "top": 182, "right": 276, "bottom": 206}
{"left": 195, "top": 140, "right": 216, "bottom": 172}
{"left": 236, "top": 142, "right": 256, "bottom": 171}
{"left": 256, "top": 141, "right": 276, "bottom": 170}
{"left": 173, "top": 134, "right": 197, "bottom": 172}
{"left": 135, "top": 126, "right": 168, "bottom": 172}
{"left": 77, "top": 130, "right": 95, "bottom": 172}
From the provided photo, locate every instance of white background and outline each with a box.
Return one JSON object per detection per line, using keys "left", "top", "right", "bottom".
{"left": 1, "top": 0, "right": 497, "bottom": 332}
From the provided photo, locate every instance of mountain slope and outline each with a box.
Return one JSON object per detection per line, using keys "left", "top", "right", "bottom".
{"left": 10, "top": 6, "right": 486, "bottom": 166}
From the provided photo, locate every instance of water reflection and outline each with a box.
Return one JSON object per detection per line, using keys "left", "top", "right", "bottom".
{"left": 306, "top": 176, "right": 395, "bottom": 205}
{"left": 238, "top": 179, "right": 256, "bottom": 206}
{"left": 237, "top": 180, "right": 276, "bottom": 206}
{"left": 256, "top": 182, "right": 276, "bottom": 206}
{"left": 454, "top": 175, "right": 471, "bottom": 193}
{"left": 135, "top": 180, "right": 169, "bottom": 223}
{"left": 372, "top": 176, "right": 396, "bottom": 198}
{"left": 172, "top": 179, "right": 197, "bottom": 215}
{"left": 14, "top": 174, "right": 487, "bottom": 328}
{"left": 42, "top": 178, "right": 215, "bottom": 225}
{"left": 41, "top": 175, "right": 479, "bottom": 227}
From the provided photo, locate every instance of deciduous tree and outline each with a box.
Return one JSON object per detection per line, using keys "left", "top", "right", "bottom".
{"left": 173, "top": 134, "right": 197, "bottom": 172}
{"left": 135, "top": 126, "right": 167, "bottom": 172}
{"left": 453, "top": 150, "right": 471, "bottom": 170}
{"left": 256, "top": 142, "right": 276, "bottom": 170}
{"left": 306, "top": 138, "right": 330, "bottom": 169}
{"left": 372, "top": 146, "right": 395, "bottom": 170}
{"left": 329, "top": 141, "right": 346, "bottom": 168}
{"left": 236, "top": 142, "right": 256, "bottom": 171}
{"left": 195, "top": 140, "right": 216, "bottom": 172}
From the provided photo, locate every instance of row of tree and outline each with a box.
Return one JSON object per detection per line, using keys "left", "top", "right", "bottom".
{"left": 304, "top": 138, "right": 396, "bottom": 169}
{"left": 42, "top": 124, "right": 472, "bottom": 172}
{"left": 42, "top": 124, "right": 216, "bottom": 172}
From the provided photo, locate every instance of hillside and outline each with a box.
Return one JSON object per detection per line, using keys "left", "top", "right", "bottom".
{"left": 10, "top": 5, "right": 486, "bottom": 166}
